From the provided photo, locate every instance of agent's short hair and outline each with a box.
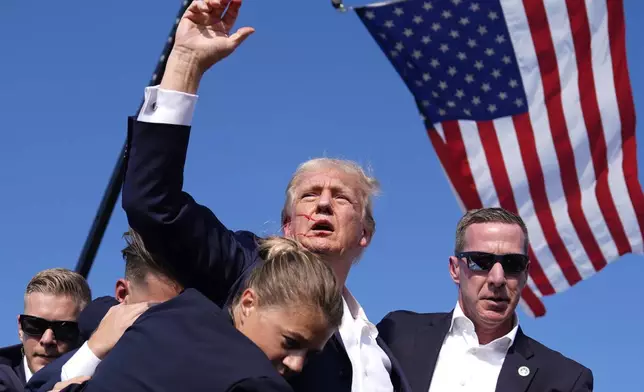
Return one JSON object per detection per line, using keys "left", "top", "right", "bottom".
{"left": 121, "top": 228, "right": 175, "bottom": 285}
{"left": 454, "top": 207, "right": 529, "bottom": 254}
{"left": 234, "top": 236, "right": 343, "bottom": 328}
{"left": 24, "top": 268, "right": 91, "bottom": 311}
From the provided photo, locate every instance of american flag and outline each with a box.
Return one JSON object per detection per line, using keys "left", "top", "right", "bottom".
{"left": 355, "top": 0, "right": 644, "bottom": 316}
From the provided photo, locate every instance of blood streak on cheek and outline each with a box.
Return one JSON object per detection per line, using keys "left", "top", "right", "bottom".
{"left": 295, "top": 213, "right": 319, "bottom": 238}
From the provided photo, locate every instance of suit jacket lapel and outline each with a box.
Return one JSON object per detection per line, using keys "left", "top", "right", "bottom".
{"left": 496, "top": 328, "right": 536, "bottom": 392}
{"left": 410, "top": 312, "right": 452, "bottom": 392}
{"left": 377, "top": 337, "right": 412, "bottom": 392}
{"left": 16, "top": 356, "right": 25, "bottom": 384}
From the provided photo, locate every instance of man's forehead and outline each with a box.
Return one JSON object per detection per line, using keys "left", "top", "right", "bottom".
{"left": 295, "top": 168, "right": 359, "bottom": 190}
{"left": 464, "top": 222, "right": 525, "bottom": 248}
{"left": 25, "top": 293, "right": 79, "bottom": 319}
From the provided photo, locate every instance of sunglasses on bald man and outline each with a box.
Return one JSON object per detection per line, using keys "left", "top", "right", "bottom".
{"left": 456, "top": 251, "right": 529, "bottom": 274}
{"left": 19, "top": 314, "right": 80, "bottom": 342}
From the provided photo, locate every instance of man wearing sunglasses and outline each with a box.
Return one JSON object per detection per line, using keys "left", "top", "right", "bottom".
{"left": 0, "top": 268, "right": 91, "bottom": 391}
{"left": 375, "top": 208, "right": 593, "bottom": 392}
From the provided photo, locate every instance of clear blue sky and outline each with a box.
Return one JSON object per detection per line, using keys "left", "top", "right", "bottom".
{"left": 0, "top": 0, "right": 641, "bottom": 390}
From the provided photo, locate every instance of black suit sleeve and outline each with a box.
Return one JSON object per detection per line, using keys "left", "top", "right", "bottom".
{"left": 227, "top": 377, "right": 293, "bottom": 392}
{"left": 376, "top": 312, "right": 398, "bottom": 345}
{"left": 571, "top": 368, "right": 593, "bottom": 392}
{"left": 122, "top": 118, "right": 257, "bottom": 306}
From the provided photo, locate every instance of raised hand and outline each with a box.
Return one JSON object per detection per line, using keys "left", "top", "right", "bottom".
{"left": 175, "top": 0, "right": 254, "bottom": 70}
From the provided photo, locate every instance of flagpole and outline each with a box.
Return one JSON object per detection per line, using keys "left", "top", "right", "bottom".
{"left": 74, "top": 0, "right": 192, "bottom": 279}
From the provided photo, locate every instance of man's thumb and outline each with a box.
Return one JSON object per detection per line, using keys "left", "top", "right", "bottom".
{"left": 230, "top": 27, "right": 255, "bottom": 47}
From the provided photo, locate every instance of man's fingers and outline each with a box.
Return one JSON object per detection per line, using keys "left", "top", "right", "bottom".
{"left": 221, "top": 0, "right": 242, "bottom": 33}
{"left": 229, "top": 26, "right": 255, "bottom": 47}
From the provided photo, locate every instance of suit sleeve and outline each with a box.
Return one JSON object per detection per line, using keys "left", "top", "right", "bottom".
{"left": 571, "top": 367, "right": 593, "bottom": 392}
{"left": 227, "top": 377, "right": 293, "bottom": 392}
{"left": 121, "top": 117, "right": 258, "bottom": 306}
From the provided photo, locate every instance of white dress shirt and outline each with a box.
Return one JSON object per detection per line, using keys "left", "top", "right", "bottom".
{"left": 62, "top": 86, "right": 393, "bottom": 391}
{"left": 60, "top": 342, "right": 102, "bottom": 381}
{"left": 339, "top": 289, "right": 394, "bottom": 392}
{"left": 23, "top": 355, "right": 33, "bottom": 383}
{"left": 428, "top": 302, "right": 518, "bottom": 392}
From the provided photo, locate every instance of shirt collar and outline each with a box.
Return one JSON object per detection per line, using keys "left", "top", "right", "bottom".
{"left": 22, "top": 354, "right": 33, "bottom": 382}
{"left": 450, "top": 301, "right": 519, "bottom": 349}
{"left": 342, "top": 287, "right": 379, "bottom": 338}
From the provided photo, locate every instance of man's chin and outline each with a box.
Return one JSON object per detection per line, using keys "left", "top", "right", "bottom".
{"left": 298, "top": 236, "right": 337, "bottom": 254}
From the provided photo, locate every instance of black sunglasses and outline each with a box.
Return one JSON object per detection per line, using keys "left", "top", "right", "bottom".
{"left": 19, "top": 315, "right": 80, "bottom": 342}
{"left": 456, "top": 251, "right": 529, "bottom": 274}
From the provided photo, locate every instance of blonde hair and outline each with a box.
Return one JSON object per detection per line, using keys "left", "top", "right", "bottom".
{"left": 25, "top": 268, "right": 91, "bottom": 311}
{"left": 281, "top": 158, "right": 380, "bottom": 238}
{"left": 455, "top": 208, "right": 530, "bottom": 254}
{"left": 234, "top": 236, "right": 343, "bottom": 328}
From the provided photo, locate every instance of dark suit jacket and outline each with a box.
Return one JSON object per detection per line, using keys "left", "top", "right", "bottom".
{"left": 24, "top": 296, "right": 120, "bottom": 392}
{"left": 377, "top": 310, "right": 594, "bottom": 392}
{"left": 121, "top": 118, "right": 411, "bottom": 392}
{"left": 0, "top": 344, "right": 24, "bottom": 392}
{"left": 60, "top": 288, "right": 292, "bottom": 392}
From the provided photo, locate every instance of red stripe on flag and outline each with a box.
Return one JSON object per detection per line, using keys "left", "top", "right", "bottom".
{"left": 607, "top": 0, "right": 644, "bottom": 245}
{"left": 523, "top": 0, "right": 601, "bottom": 282}
{"left": 511, "top": 113, "right": 568, "bottom": 294}
{"left": 521, "top": 285, "right": 546, "bottom": 317}
{"left": 567, "top": 0, "right": 630, "bottom": 260}
{"left": 477, "top": 120, "right": 553, "bottom": 296}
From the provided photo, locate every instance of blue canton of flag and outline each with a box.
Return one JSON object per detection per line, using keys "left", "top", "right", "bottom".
{"left": 356, "top": 0, "right": 529, "bottom": 123}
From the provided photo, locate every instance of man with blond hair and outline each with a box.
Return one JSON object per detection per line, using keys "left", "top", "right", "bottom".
{"left": 120, "top": 1, "right": 409, "bottom": 391}
{"left": 0, "top": 268, "right": 91, "bottom": 391}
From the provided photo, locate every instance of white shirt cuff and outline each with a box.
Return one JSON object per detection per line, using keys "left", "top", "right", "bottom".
{"left": 137, "top": 85, "right": 198, "bottom": 126}
{"left": 60, "top": 342, "right": 102, "bottom": 381}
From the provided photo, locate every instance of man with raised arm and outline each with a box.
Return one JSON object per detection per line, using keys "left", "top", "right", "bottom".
{"left": 121, "top": 1, "right": 410, "bottom": 391}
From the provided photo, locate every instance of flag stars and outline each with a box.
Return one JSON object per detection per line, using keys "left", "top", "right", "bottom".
{"left": 438, "top": 80, "right": 448, "bottom": 90}
{"left": 495, "top": 34, "right": 506, "bottom": 44}
{"left": 406, "top": 62, "right": 415, "bottom": 69}
{"left": 488, "top": 11, "right": 499, "bottom": 20}
{"left": 502, "top": 55, "right": 512, "bottom": 64}
{"left": 422, "top": 73, "right": 431, "bottom": 81}
{"left": 457, "top": 52, "right": 467, "bottom": 60}
{"left": 485, "top": 48, "right": 495, "bottom": 56}
{"left": 384, "top": 20, "right": 395, "bottom": 28}
{"left": 474, "top": 60, "right": 484, "bottom": 70}
{"left": 447, "top": 100, "right": 456, "bottom": 108}
{"left": 467, "top": 38, "right": 477, "bottom": 48}
{"left": 389, "top": 50, "right": 399, "bottom": 58}
{"left": 422, "top": 100, "right": 430, "bottom": 107}
{"left": 442, "top": 10, "right": 453, "bottom": 19}
{"left": 459, "top": 17, "right": 470, "bottom": 25}
{"left": 448, "top": 66, "right": 457, "bottom": 76}
{"left": 465, "top": 74, "right": 475, "bottom": 83}
{"left": 393, "top": 7, "right": 404, "bottom": 16}
{"left": 472, "top": 96, "right": 481, "bottom": 105}
{"left": 455, "top": 89, "right": 465, "bottom": 99}
{"left": 432, "top": 91, "right": 440, "bottom": 98}
{"left": 430, "top": 58, "right": 440, "bottom": 68}
{"left": 451, "top": 0, "right": 462, "bottom": 5}
{"left": 491, "top": 68, "right": 501, "bottom": 78}
{"left": 378, "top": 33, "right": 387, "bottom": 40}
{"left": 498, "top": 92, "right": 508, "bottom": 100}
{"left": 365, "top": 11, "right": 376, "bottom": 19}
{"left": 509, "top": 79, "right": 519, "bottom": 88}
{"left": 432, "top": 22, "right": 441, "bottom": 31}
{"left": 450, "top": 29, "right": 460, "bottom": 39}
{"left": 423, "top": 1, "right": 433, "bottom": 11}
{"left": 478, "top": 25, "right": 488, "bottom": 35}
{"left": 422, "top": 35, "right": 432, "bottom": 44}
{"left": 438, "top": 108, "right": 447, "bottom": 116}
{"left": 439, "top": 43, "right": 450, "bottom": 53}
{"left": 395, "top": 42, "right": 404, "bottom": 51}
{"left": 481, "top": 82, "right": 491, "bottom": 92}
{"left": 415, "top": 80, "right": 424, "bottom": 87}
{"left": 412, "top": 50, "right": 423, "bottom": 59}
{"left": 463, "top": 108, "right": 472, "bottom": 116}
{"left": 403, "top": 28, "right": 414, "bottom": 37}
{"left": 488, "top": 104, "right": 497, "bottom": 113}
{"left": 413, "top": 15, "right": 424, "bottom": 24}
{"left": 470, "top": 2, "right": 480, "bottom": 11}
{"left": 515, "top": 98, "right": 524, "bottom": 107}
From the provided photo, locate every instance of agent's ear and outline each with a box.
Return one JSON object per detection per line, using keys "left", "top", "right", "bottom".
{"left": 115, "top": 279, "right": 130, "bottom": 304}
{"left": 449, "top": 256, "right": 461, "bottom": 285}
{"left": 239, "top": 288, "right": 257, "bottom": 319}
{"left": 17, "top": 315, "right": 24, "bottom": 344}
{"left": 359, "top": 227, "right": 372, "bottom": 248}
